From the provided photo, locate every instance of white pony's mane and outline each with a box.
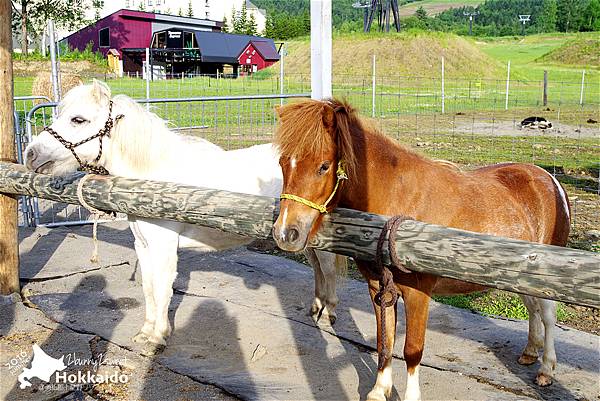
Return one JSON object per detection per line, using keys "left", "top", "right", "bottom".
{"left": 110, "top": 94, "right": 186, "bottom": 173}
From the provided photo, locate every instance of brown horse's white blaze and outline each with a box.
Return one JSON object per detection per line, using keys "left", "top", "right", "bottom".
{"left": 272, "top": 99, "right": 571, "bottom": 401}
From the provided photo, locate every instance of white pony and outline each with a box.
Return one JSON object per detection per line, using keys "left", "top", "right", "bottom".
{"left": 24, "top": 81, "right": 344, "bottom": 355}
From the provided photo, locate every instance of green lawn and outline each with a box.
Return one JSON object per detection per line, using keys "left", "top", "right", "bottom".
{"left": 477, "top": 32, "right": 600, "bottom": 82}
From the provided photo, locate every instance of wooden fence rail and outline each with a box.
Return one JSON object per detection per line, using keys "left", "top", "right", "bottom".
{"left": 1, "top": 161, "right": 598, "bottom": 308}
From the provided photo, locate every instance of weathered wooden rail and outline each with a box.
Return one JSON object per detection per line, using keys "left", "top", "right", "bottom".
{"left": 1, "top": 161, "right": 598, "bottom": 308}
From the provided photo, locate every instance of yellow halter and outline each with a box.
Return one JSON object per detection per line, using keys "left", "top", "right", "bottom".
{"left": 280, "top": 161, "right": 348, "bottom": 214}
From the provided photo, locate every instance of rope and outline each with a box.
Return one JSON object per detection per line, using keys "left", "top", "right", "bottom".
{"left": 374, "top": 215, "right": 412, "bottom": 370}
{"left": 76, "top": 174, "right": 115, "bottom": 264}
{"left": 280, "top": 161, "right": 348, "bottom": 214}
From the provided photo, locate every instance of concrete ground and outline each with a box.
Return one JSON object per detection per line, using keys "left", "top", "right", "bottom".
{"left": 1, "top": 221, "right": 598, "bottom": 401}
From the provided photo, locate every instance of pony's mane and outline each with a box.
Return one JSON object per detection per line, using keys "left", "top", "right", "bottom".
{"left": 110, "top": 94, "right": 182, "bottom": 173}
{"left": 275, "top": 98, "right": 367, "bottom": 176}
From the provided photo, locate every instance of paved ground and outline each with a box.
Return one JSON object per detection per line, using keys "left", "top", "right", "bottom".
{"left": 1, "top": 221, "right": 598, "bottom": 401}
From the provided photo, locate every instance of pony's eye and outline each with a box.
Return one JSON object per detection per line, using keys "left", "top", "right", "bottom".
{"left": 318, "top": 161, "right": 331, "bottom": 175}
{"left": 71, "top": 116, "right": 87, "bottom": 124}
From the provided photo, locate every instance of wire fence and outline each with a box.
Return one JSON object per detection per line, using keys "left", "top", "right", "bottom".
{"left": 12, "top": 70, "right": 599, "bottom": 234}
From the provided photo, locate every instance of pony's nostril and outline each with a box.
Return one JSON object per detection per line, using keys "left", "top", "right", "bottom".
{"left": 26, "top": 147, "right": 37, "bottom": 163}
{"left": 287, "top": 227, "right": 300, "bottom": 243}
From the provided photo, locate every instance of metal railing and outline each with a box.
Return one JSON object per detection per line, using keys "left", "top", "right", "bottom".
{"left": 20, "top": 93, "right": 309, "bottom": 227}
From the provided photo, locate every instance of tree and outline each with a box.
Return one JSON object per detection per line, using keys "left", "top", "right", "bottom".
{"left": 186, "top": 0, "right": 193, "bottom": 17}
{"left": 246, "top": 12, "right": 258, "bottom": 35}
{"left": 583, "top": 0, "right": 600, "bottom": 30}
{"left": 92, "top": 0, "right": 104, "bottom": 22}
{"left": 538, "top": 0, "right": 558, "bottom": 32}
{"left": 11, "top": 0, "right": 88, "bottom": 57}
{"left": 235, "top": 2, "right": 248, "bottom": 34}
{"left": 223, "top": 15, "right": 230, "bottom": 33}
{"left": 138, "top": 1, "right": 145, "bottom": 11}
{"left": 557, "top": 0, "right": 584, "bottom": 32}
{"left": 415, "top": 6, "right": 427, "bottom": 21}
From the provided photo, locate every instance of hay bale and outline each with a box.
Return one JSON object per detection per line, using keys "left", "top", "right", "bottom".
{"left": 31, "top": 72, "right": 84, "bottom": 104}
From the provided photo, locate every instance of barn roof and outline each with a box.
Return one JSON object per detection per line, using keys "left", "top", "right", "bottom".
{"left": 194, "top": 31, "right": 279, "bottom": 64}
{"left": 249, "top": 41, "right": 280, "bottom": 61}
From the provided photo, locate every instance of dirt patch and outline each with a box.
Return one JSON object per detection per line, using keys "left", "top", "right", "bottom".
{"left": 560, "top": 305, "right": 600, "bottom": 335}
{"left": 454, "top": 119, "right": 598, "bottom": 139}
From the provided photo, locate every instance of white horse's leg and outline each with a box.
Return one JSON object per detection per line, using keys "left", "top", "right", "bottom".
{"left": 536, "top": 298, "right": 557, "bottom": 386}
{"left": 518, "top": 295, "right": 544, "bottom": 366}
{"left": 304, "top": 250, "right": 339, "bottom": 324}
{"left": 133, "top": 219, "right": 180, "bottom": 355}
{"left": 519, "top": 295, "right": 557, "bottom": 385}
{"left": 130, "top": 221, "right": 154, "bottom": 344}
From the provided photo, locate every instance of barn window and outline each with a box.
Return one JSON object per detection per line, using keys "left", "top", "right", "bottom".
{"left": 99, "top": 28, "right": 110, "bottom": 48}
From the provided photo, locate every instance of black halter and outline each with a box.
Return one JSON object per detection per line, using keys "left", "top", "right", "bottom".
{"left": 44, "top": 100, "right": 116, "bottom": 175}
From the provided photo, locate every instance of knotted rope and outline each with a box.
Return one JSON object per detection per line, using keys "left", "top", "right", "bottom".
{"left": 374, "top": 215, "right": 412, "bottom": 370}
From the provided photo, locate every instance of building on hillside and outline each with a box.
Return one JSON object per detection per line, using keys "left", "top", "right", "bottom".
{"left": 79, "top": 0, "right": 267, "bottom": 34}
{"left": 61, "top": 9, "right": 278, "bottom": 78}
{"left": 238, "top": 40, "right": 280, "bottom": 74}
{"left": 61, "top": 9, "right": 221, "bottom": 77}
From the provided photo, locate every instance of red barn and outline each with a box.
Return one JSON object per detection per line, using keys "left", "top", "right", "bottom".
{"left": 238, "top": 41, "right": 280, "bottom": 74}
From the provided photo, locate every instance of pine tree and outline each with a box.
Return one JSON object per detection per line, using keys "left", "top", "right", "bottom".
{"left": 177, "top": 7, "right": 183, "bottom": 16}
{"left": 246, "top": 13, "right": 258, "bottom": 36}
{"left": 415, "top": 6, "right": 427, "bottom": 21}
{"left": 223, "top": 15, "right": 230, "bottom": 33}
{"left": 237, "top": 2, "right": 248, "bottom": 34}
{"left": 187, "top": 0, "right": 193, "bottom": 17}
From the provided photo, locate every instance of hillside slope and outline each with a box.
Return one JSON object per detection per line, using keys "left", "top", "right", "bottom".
{"left": 538, "top": 37, "right": 600, "bottom": 67}
{"left": 275, "top": 32, "right": 504, "bottom": 78}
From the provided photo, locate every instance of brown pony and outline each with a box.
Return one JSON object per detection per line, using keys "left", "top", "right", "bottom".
{"left": 272, "top": 99, "right": 570, "bottom": 401}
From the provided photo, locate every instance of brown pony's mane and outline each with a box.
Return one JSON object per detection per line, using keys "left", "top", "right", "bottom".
{"left": 275, "top": 98, "right": 440, "bottom": 179}
{"left": 275, "top": 98, "right": 372, "bottom": 177}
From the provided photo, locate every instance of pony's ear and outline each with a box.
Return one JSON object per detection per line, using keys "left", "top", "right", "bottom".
{"left": 321, "top": 103, "right": 335, "bottom": 132}
{"left": 92, "top": 79, "right": 111, "bottom": 103}
{"left": 274, "top": 105, "right": 282, "bottom": 118}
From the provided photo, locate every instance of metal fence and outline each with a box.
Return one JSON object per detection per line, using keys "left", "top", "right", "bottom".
{"left": 17, "top": 93, "right": 308, "bottom": 227}
{"left": 12, "top": 72, "right": 599, "bottom": 235}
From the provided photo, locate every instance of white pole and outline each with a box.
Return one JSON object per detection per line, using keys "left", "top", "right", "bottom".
{"left": 48, "top": 20, "right": 60, "bottom": 103}
{"left": 372, "top": 53, "right": 376, "bottom": 118}
{"left": 145, "top": 48, "right": 150, "bottom": 111}
{"left": 441, "top": 56, "right": 445, "bottom": 114}
{"left": 505, "top": 60, "right": 511, "bottom": 110}
{"left": 310, "top": 0, "right": 332, "bottom": 100}
{"left": 280, "top": 44, "right": 285, "bottom": 106}
{"left": 579, "top": 70, "right": 585, "bottom": 105}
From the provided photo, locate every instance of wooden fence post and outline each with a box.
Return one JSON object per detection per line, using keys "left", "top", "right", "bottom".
{"left": 0, "top": 0, "right": 20, "bottom": 295}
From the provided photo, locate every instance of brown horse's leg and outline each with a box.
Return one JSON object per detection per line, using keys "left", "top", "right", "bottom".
{"left": 364, "top": 275, "right": 397, "bottom": 401}
{"left": 400, "top": 275, "right": 437, "bottom": 401}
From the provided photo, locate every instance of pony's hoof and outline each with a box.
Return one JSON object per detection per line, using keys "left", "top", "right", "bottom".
{"left": 132, "top": 332, "right": 149, "bottom": 343}
{"left": 366, "top": 388, "right": 388, "bottom": 401}
{"left": 518, "top": 354, "right": 538, "bottom": 365}
{"left": 535, "top": 372, "right": 553, "bottom": 387}
{"left": 141, "top": 342, "right": 165, "bottom": 356}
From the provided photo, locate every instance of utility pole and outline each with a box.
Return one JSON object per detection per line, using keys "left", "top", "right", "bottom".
{"left": 463, "top": 11, "right": 479, "bottom": 35}
{"left": 518, "top": 15, "right": 531, "bottom": 36}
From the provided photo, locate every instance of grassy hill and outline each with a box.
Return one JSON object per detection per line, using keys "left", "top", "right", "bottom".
{"left": 275, "top": 31, "right": 504, "bottom": 79}
{"left": 398, "top": 0, "right": 483, "bottom": 16}
{"left": 477, "top": 32, "right": 599, "bottom": 82}
{"left": 538, "top": 37, "right": 600, "bottom": 67}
